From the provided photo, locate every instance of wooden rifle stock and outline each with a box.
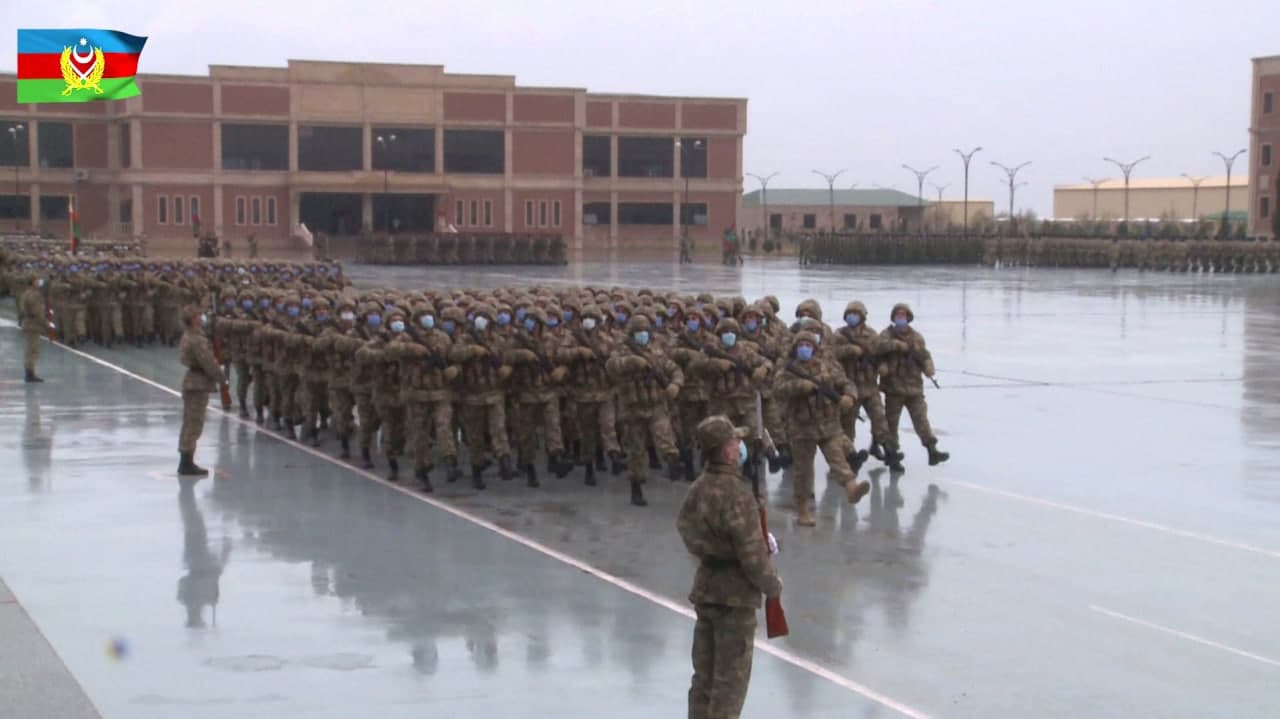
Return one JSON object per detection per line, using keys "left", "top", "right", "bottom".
{"left": 753, "top": 391, "right": 788, "bottom": 639}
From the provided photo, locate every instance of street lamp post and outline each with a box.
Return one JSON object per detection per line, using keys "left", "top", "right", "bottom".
{"left": 375, "top": 133, "right": 397, "bottom": 233}
{"left": 677, "top": 139, "right": 705, "bottom": 242}
{"left": 1083, "top": 177, "right": 1107, "bottom": 220}
{"left": 1180, "top": 174, "right": 1207, "bottom": 222}
{"left": 1212, "top": 149, "right": 1246, "bottom": 238}
{"left": 902, "top": 164, "right": 938, "bottom": 234}
{"left": 1103, "top": 155, "right": 1150, "bottom": 230}
{"left": 990, "top": 160, "right": 1031, "bottom": 237}
{"left": 746, "top": 171, "right": 779, "bottom": 242}
{"left": 953, "top": 146, "right": 982, "bottom": 240}
{"left": 7, "top": 124, "right": 25, "bottom": 231}
{"left": 811, "top": 169, "right": 846, "bottom": 233}
{"left": 930, "top": 182, "right": 950, "bottom": 233}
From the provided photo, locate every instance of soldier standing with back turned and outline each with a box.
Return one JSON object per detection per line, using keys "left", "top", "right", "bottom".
{"left": 677, "top": 415, "right": 782, "bottom": 719}
{"left": 178, "top": 305, "right": 226, "bottom": 477}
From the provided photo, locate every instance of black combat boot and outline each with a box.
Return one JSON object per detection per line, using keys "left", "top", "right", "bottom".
{"left": 499, "top": 456, "right": 514, "bottom": 482}
{"left": 648, "top": 446, "right": 661, "bottom": 470}
{"left": 177, "top": 451, "right": 208, "bottom": 477}
{"left": 445, "top": 456, "right": 461, "bottom": 483}
{"left": 927, "top": 442, "right": 950, "bottom": 466}
{"left": 548, "top": 452, "right": 574, "bottom": 479}
{"left": 284, "top": 423, "right": 297, "bottom": 441}
{"left": 525, "top": 465, "right": 540, "bottom": 488}
{"left": 339, "top": 436, "right": 351, "bottom": 460}
{"left": 608, "top": 451, "right": 625, "bottom": 476}
{"left": 416, "top": 466, "right": 433, "bottom": 493}
{"left": 868, "top": 441, "right": 885, "bottom": 461}
{"left": 778, "top": 446, "right": 794, "bottom": 469}
{"left": 361, "top": 447, "right": 374, "bottom": 470}
{"left": 767, "top": 449, "right": 782, "bottom": 474}
{"left": 309, "top": 424, "right": 321, "bottom": 448}
{"left": 666, "top": 455, "right": 682, "bottom": 483}
{"left": 471, "top": 466, "right": 487, "bottom": 491}
{"left": 848, "top": 449, "right": 870, "bottom": 473}
{"left": 270, "top": 414, "right": 282, "bottom": 430}
{"left": 630, "top": 480, "right": 648, "bottom": 507}
{"left": 387, "top": 457, "right": 400, "bottom": 483}
{"left": 255, "top": 407, "right": 264, "bottom": 425}
{"left": 681, "top": 449, "right": 696, "bottom": 482}
{"left": 583, "top": 463, "right": 597, "bottom": 487}
{"left": 239, "top": 403, "right": 250, "bottom": 420}
{"left": 594, "top": 447, "right": 607, "bottom": 472}
{"left": 885, "top": 442, "right": 905, "bottom": 473}
{"left": 24, "top": 370, "right": 43, "bottom": 383}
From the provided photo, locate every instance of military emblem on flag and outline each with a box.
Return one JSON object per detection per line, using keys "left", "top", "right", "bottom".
{"left": 16, "top": 29, "right": 147, "bottom": 104}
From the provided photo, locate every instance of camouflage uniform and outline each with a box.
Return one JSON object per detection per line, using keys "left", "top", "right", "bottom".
{"left": 18, "top": 283, "right": 46, "bottom": 380}
{"left": 352, "top": 304, "right": 386, "bottom": 468}
{"left": 372, "top": 307, "right": 410, "bottom": 481}
{"left": 878, "top": 303, "right": 950, "bottom": 469}
{"left": 668, "top": 311, "right": 712, "bottom": 481}
{"left": 506, "top": 307, "right": 574, "bottom": 486}
{"left": 605, "top": 315, "right": 684, "bottom": 506}
{"left": 178, "top": 306, "right": 226, "bottom": 476}
{"left": 557, "top": 305, "right": 620, "bottom": 486}
{"left": 830, "top": 300, "right": 892, "bottom": 467}
{"left": 691, "top": 318, "right": 772, "bottom": 477}
{"left": 389, "top": 303, "right": 461, "bottom": 491}
{"left": 677, "top": 416, "right": 783, "bottom": 719}
{"left": 449, "top": 304, "right": 514, "bottom": 488}
{"left": 319, "top": 301, "right": 362, "bottom": 460}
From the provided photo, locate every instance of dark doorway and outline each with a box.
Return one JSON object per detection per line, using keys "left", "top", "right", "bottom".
{"left": 372, "top": 193, "right": 435, "bottom": 232}
{"left": 299, "top": 192, "right": 362, "bottom": 235}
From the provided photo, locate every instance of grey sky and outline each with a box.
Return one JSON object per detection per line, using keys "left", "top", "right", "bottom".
{"left": 4, "top": 0, "right": 1277, "bottom": 215}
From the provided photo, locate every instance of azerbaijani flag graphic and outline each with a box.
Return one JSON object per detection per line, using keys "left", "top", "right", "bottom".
{"left": 16, "top": 29, "right": 147, "bottom": 104}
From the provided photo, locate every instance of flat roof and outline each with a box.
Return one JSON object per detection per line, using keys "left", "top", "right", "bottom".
{"left": 742, "top": 188, "right": 924, "bottom": 208}
{"left": 1056, "top": 176, "right": 1248, "bottom": 191}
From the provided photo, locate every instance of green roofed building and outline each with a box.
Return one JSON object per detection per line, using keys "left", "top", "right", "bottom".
{"left": 740, "top": 187, "right": 954, "bottom": 235}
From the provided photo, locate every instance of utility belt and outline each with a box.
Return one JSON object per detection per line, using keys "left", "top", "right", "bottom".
{"left": 701, "top": 557, "right": 740, "bottom": 570}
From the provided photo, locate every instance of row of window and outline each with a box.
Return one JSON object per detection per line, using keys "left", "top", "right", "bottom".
{"left": 155, "top": 194, "right": 277, "bottom": 226}
{"left": 453, "top": 199, "right": 494, "bottom": 228}
{"left": 767, "top": 212, "right": 885, "bottom": 230}
{"left": 156, "top": 195, "right": 200, "bottom": 226}
{"left": 235, "top": 196, "right": 278, "bottom": 226}
{"left": 524, "top": 199, "right": 563, "bottom": 229}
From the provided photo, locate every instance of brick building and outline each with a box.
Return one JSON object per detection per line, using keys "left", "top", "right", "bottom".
{"left": 0, "top": 59, "right": 746, "bottom": 252}
{"left": 1249, "top": 54, "right": 1279, "bottom": 238}
{"left": 739, "top": 188, "right": 929, "bottom": 235}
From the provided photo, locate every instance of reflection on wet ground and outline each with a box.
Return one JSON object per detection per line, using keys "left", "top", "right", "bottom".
{"left": 2, "top": 258, "right": 1279, "bottom": 718}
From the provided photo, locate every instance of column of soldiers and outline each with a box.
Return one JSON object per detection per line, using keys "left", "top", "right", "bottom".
{"left": 355, "top": 234, "right": 568, "bottom": 266}
{"left": 2, "top": 250, "right": 951, "bottom": 526}
{"left": 983, "top": 237, "right": 1280, "bottom": 272}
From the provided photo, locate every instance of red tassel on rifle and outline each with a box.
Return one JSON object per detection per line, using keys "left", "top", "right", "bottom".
{"left": 759, "top": 507, "right": 789, "bottom": 638}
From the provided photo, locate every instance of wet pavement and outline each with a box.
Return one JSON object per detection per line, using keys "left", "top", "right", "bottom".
{"left": 3, "top": 258, "right": 1280, "bottom": 718}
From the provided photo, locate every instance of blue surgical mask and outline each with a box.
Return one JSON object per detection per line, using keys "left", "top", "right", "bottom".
{"left": 497, "top": 312, "right": 512, "bottom": 326}
{"left": 474, "top": 316, "right": 490, "bottom": 331}
{"left": 562, "top": 310, "right": 574, "bottom": 323}
{"left": 242, "top": 299, "right": 254, "bottom": 310}
{"left": 615, "top": 312, "right": 629, "bottom": 324}
{"left": 442, "top": 320, "right": 456, "bottom": 334}
{"left": 846, "top": 314, "right": 861, "bottom": 327}
{"left": 515, "top": 308, "right": 527, "bottom": 322}
{"left": 524, "top": 318, "right": 538, "bottom": 332}
{"left": 894, "top": 318, "right": 909, "bottom": 329}
{"left": 654, "top": 316, "right": 664, "bottom": 329}
{"left": 720, "top": 332, "right": 736, "bottom": 348}
{"left": 737, "top": 439, "right": 749, "bottom": 467}
{"left": 633, "top": 331, "right": 650, "bottom": 346}
{"left": 686, "top": 319, "right": 701, "bottom": 333}
{"left": 259, "top": 298, "right": 270, "bottom": 308}
{"left": 367, "top": 314, "right": 382, "bottom": 327}
{"left": 666, "top": 307, "right": 678, "bottom": 318}
{"left": 547, "top": 317, "right": 560, "bottom": 328}
{"left": 744, "top": 318, "right": 759, "bottom": 332}
{"left": 302, "top": 297, "right": 314, "bottom": 309}
{"left": 796, "top": 344, "right": 815, "bottom": 361}
{"left": 316, "top": 313, "right": 330, "bottom": 323}
{"left": 384, "top": 303, "right": 396, "bottom": 314}
{"left": 286, "top": 306, "right": 300, "bottom": 318}
{"left": 419, "top": 315, "right": 435, "bottom": 329}
{"left": 390, "top": 320, "right": 405, "bottom": 333}
{"left": 582, "top": 318, "right": 597, "bottom": 331}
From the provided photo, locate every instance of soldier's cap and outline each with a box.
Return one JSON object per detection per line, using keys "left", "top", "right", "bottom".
{"left": 844, "top": 300, "right": 868, "bottom": 318}
{"left": 624, "top": 314, "right": 651, "bottom": 333}
{"left": 796, "top": 298, "right": 824, "bottom": 321}
{"left": 578, "top": 304, "right": 604, "bottom": 320}
{"left": 791, "top": 330, "right": 819, "bottom": 353}
{"left": 890, "top": 303, "right": 914, "bottom": 322}
{"left": 181, "top": 305, "right": 203, "bottom": 325}
{"left": 714, "top": 317, "right": 742, "bottom": 335}
{"left": 696, "top": 415, "right": 748, "bottom": 453}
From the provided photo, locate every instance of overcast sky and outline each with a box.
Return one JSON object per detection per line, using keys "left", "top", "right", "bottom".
{"left": 4, "top": 0, "right": 1278, "bottom": 215}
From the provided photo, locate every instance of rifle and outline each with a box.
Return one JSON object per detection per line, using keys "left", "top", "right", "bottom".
{"left": 629, "top": 342, "right": 671, "bottom": 387}
{"left": 573, "top": 330, "right": 609, "bottom": 370}
{"left": 514, "top": 329, "right": 553, "bottom": 375}
{"left": 404, "top": 325, "right": 448, "bottom": 371}
{"left": 41, "top": 279, "right": 56, "bottom": 341}
{"left": 891, "top": 329, "right": 942, "bottom": 389}
{"left": 785, "top": 361, "right": 864, "bottom": 422}
{"left": 754, "top": 391, "right": 789, "bottom": 639}
{"left": 209, "top": 290, "right": 233, "bottom": 410}
{"left": 704, "top": 344, "right": 753, "bottom": 378}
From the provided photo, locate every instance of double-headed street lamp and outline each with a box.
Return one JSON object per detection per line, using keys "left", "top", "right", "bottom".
{"left": 1083, "top": 177, "right": 1108, "bottom": 220}
{"left": 990, "top": 160, "right": 1031, "bottom": 237}
{"left": 7, "top": 123, "right": 25, "bottom": 231}
{"left": 811, "top": 169, "right": 846, "bottom": 233}
{"left": 902, "top": 164, "right": 938, "bottom": 234}
{"left": 1212, "top": 149, "right": 1246, "bottom": 237}
{"left": 1180, "top": 174, "right": 1207, "bottom": 222}
{"left": 375, "top": 133, "right": 398, "bottom": 232}
{"left": 953, "top": 146, "right": 982, "bottom": 239}
{"left": 677, "top": 138, "right": 704, "bottom": 240}
{"left": 746, "top": 171, "right": 779, "bottom": 241}
{"left": 930, "top": 182, "right": 950, "bottom": 232}
{"left": 1103, "top": 155, "right": 1149, "bottom": 228}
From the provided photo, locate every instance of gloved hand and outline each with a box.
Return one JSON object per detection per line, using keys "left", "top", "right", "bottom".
{"left": 497, "top": 365, "right": 512, "bottom": 382}
{"left": 893, "top": 339, "right": 909, "bottom": 353}
{"left": 767, "top": 531, "right": 779, "bottom": 555}
{"left": 751, "top": 365, "right": 770, "bottom": 382}
{"left": 443, "top": 366, "right": 460, "bottom": 382}
{"left": 550, "top": 366, "right": 568, "bottom": 383}
{"left": 714, "top": 358, "right": 733, "bottom": 372}
{"left": 839, "top": 395, "right": 855, "bottom": 410}
{"left": 579, "top": 347, "right": 596, "bottom": 360}
{"left": 665, "top": 383, "right": 681, "bottom": 401}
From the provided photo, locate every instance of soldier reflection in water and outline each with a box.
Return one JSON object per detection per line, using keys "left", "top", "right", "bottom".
{"left": 178, "top": 478, "right": 231, "bottom": 629}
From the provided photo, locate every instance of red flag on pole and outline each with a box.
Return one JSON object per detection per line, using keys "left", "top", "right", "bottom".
{"left": 69, "top": 196, "right": 80, "bottom": 255}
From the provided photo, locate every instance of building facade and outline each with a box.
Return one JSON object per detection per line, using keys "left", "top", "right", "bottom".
{"left": 1249, "top": 54, "right": 1279, "bottom": 239}
{"left": 739, "top": 188, "right": 937, "bottom": 236}
{"left": 0, "top": 60, "right": 746, "bottom": 250}
{"left": 1053, "top": 176, "right": 1251, "bottom": 223}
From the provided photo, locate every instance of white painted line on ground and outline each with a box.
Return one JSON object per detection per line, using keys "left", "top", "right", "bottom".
{"left": 1090, "top": 605, "right": 1280, "bottom": 669}
{"left": 942, "top": 478, "right": 1280, "bottom": 560}
{"left": 39, "top": 337, "right": 933, "bottom": 719}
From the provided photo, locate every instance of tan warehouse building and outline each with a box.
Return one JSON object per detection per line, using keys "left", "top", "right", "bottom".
{"left": 1053, "top": 176, "right": 1251, "bottom": 223}
{"left": 739, "top": 188, "right": 994, "bottom": 235}
{"left": 0, "top": 59, "right": 747, "bottom": 252}
{"left": 1249, "top": 54, "right": 1279, "bottom": 238}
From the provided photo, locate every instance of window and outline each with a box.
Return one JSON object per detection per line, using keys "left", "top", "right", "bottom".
{"left": 39, "top": 195, "right": 69, "bottom": 220}
{"left": 483, "top": 200, "right": 492, "bottom": 227}
{"left": 221, "top": 123, "right": 289, "bottom": 171}
{"left": 1, "top": 121, "right": 29, "bottom": 167}
{"left": 869, "top": 213, "right": 883, "bottom": 230}
{"left": 618, "top": 136, "right": 674, "bottom": 178}
{"left": 525, "top": 200, "right": 535, "bottom": 227}
{"left": 297, "top": 125, "right": 363, "bottom": 171}
{"left": 678, "top": 137, "right": 708, "bottom": 178}
{"left": 455, "top": 200, "right": 464, "bottom": 226}
{"left": 190, "top": 196, "right": 200, "bottom": 223}
{"left": 1263, "top": 196, "right": 1271, "bottom": 219}
{"left": 553, "top": 200, "right": 561, "bottom": 227}
{"left": 266, "top": 197, "right": 277, "bottom": 225}
{"left": 802, "top": 214, "right": 816, "bottom": 229}
{"left": 371, "top": 127, "right": 435, "bottom": 172}
{"left": 1266, "top": 91, "right": 1274, "bottom": 114}
{"left": 37, "top": 121, "right": 74, "bottom": 168}
{"left": 470, "top": 200, "right": 478, "bottom": 226}
{"left": 583, "top": 202, "right": 611, "bottom": 225}
{"left": 173, "top": 195, "right": 184, "bottom": 226}
{"left": 251, "top": 197, "right": 262, "bottom": 225}
{"left": 583, "top": 135, "right": 611, "bottom": 177}
{"left": 843, "top": 213, "right": 857, "bottom": 229}
{"left": 235, "top": 196, "right": 246, "bottom": 226}
{"left": 617, "top": 202, "right": 673, "bottom": 225}
{"left": 539, "top": 201, "right": 548, "bottom": 227}
{"left": 0, "top": 195, "right": 31, "bottom": 220}
{"left": 118, "top": 122, "right": 130, "bottom": 169}
{"left": 769, "top": 213, "right": 782, "bottom": 230}
{"left": 443, "top": 129, "right": 504, "bottom": 174}
{"left": 157, "top": 195, "right": 168, "bottom": 224}
{"left": 680, "top": 202, "right": 708, "bottom": 225}
{"left": 1264, "top": 144, "right": 1273, "bottom": 167}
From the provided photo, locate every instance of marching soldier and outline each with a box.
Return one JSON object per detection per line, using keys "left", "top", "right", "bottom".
{"left": 830, "top": 300, "right": 893, "bottom": 469}
{"left": 605, "top": 315, "right": 684, "bottom": 506}
{"left": 878, "top": 303, "right": 950, "bottom": 471}
{"left": 449, "top": 303, "right": 515, "bottom": 489}
{"left": 391, "top": 301, "right": 462, "bottom": 491}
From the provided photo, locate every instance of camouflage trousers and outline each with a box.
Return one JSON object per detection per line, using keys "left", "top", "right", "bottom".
{"left": 327, "top": 386, "right": 356, "bottom": 440}
{"left": 574, "top": 398, "right": 619, "bottom": 464}
{"left": 560, "top": 396, "right": 578, "bottom": 445}
{"left": 792, "top": 433, "right": 854, "bottom": 504}
{"left": 23, "top": 330, "right": 41, "bottom": 372}
{"left": 373, "top": 398, "right": 406, "bottom": 460}
{"left": 355, "top": 392, "right": 380, "bottom": 452}
{"left": 460, "top": 401, "right": 511, "bottom": 469}
{"left": 94, "top": 303, "right": 123, "bottom": 343}
{"left": 252, "top": 365, "right": 270, "bottom": 412}
{"left": 124, "top": 305, "right": 149, "bottom": 339}
{"left": 273, "top": 373, "right": 300, "bottom": 422}
{"left": 407, "top": 399, "right": 456, "bottom": 470}
{"left": 763, "top": 395, "right": 788, "bottom": 450}
{"left": 302, "top": 380, "right": 329, "bottom": 428}
{"left": 688, "top": 603, "right": 756, "bottom": 719}
{"left": 64, "top": 305, "right": 87, "bottom": 341}
{"left": 676, "top": 399, "right": 708, "bottom": 452}
{"left": 514, "top": 396, "right": 564, "bottom": 467}
{"left": 178, "top": 390, "right": 210, "bottom": 453}
{"left": 884, "top": 393, "right": 937, "bottom": 446}
{"left": 233, "top": 361, "right": 253, "bottom": 409}
{"left": 620, "top": 411, "right": 677, "bottom": 484}
{"left": 157, "top": 304, "right": 181, "bottom": 342}
{"left": 842, "top": 390, "right": 891, "bottom": 446}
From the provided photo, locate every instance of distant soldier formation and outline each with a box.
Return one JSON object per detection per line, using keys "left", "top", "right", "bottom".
{"left": 354, "top": 233, "right": 568, "bottom": 266}
{"left": 2, "top": 249, "right": 948, "bottom": 526}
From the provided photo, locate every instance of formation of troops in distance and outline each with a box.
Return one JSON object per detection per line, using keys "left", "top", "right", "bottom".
{"left": 2, "top": 250, "right": 949, "bottom": 526}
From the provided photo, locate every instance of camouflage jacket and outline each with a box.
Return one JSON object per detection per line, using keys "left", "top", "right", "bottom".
{"left": 505, "top": 329, "right": 564, "bottom": 402}
{"left": 772, "top": 355, "right": 853, "bottom": 441}
{"left": 691, "top": 342, "right": 769, "bottom": 401}
{"left": 447, "top": 328, "right": 509, "bottom": 406}
{"left": 556, "top": 328, "right": 614, "bottom": 403}
{"left": 605, "top": 341, "right": 683, "bottom": 419}
{"left": 831, "top": 325, "right": 885, "bottom": 392}
{"left": 877, "top": 325, "right": 934, "bottom": 397}
{"left": 179, "top": 327, "right": 226, "bottom": 393}
{"left": 386, "top": 327, "right": 454, "bottom": 403}
{"left": 668, "top": 331, "right": 711, "bottom": 403}
{"left": 677, "top": 462, "right": 782, "bottom": 608}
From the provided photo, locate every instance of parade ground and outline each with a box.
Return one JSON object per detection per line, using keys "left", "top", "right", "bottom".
{"left": 2, "top": 259, "right": 1278, "bottom": 718}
